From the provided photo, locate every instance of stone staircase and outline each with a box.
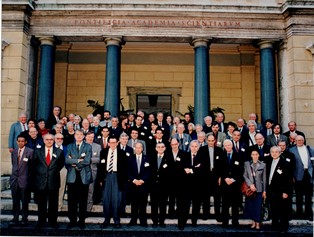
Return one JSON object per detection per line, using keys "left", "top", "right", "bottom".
{"left": 1, "top": 176, "right": 313, "bottom": 236}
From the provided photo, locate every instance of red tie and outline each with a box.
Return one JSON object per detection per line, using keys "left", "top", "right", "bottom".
{"left": 23, "top": 123, "right": 26, "bottom": 131}
{"left": 18, "top": 149, "right": 22, "bottom": 165}
{"left": 46, "top": 149, "right": 51, "bottom": 166}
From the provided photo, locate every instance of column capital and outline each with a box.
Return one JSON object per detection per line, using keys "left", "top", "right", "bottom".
{"left": 258, "top": 40, "right": 274, "bottom": 50}
{"left": 103, "top": 37, "right": 123, "bottom": 47}
{"left": 306, "top": 43, "right": 314, "bottom": 55}
{"left": 190, "top": 38, "right": 211, "bottom": 48}
{"left": 37, "top": 36, "right": 55, "bottom": 46}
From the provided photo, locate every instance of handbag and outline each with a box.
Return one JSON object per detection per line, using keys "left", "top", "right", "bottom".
{"left": 262, "top": 200, "right": 270, "bottom": 221}
{"left": 241, "top": 165, "right": 257, "bottom": 197}
{"left": 241, "top": 181, "right": 256, "bottom": 197}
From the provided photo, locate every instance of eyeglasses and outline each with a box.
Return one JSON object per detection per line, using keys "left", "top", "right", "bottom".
{"left": 56, "top": 138, "right": 64, "bottom": 140}
{"left": 45, "top": 139, "right": 54, "bottom": 141}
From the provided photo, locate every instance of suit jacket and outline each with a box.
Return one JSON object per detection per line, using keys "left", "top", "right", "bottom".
{"left": 199, "top": 145, "right": 223, "bottom": 179}
{"left": 266, "top": 134, "right": 289, "bottom": 147}
{"left": 97, "top": 148, "right": 128, "bottom": 190}
{"left": 208, "top": 132, "right": 226, "bottom": 148}
{"left": 8, "top": 122, "right": 25, "bottom": 149}
{"left": 266, "top": 156, "right": 290, "bottom": 194}
{"left": 118, "top": 144, "right": 133, "bottom": 158}
{"left": 232, "top": 140, "right": 247, "bottom": 160}
{"left": 146, "top": 137, "right": 171, "bottom": 158}
{"left": 90, "top": 143, "right": 101, "bottom": 171}
{"left": 26, "top": 136, "right": 44, "bottom": 150}
{"left": 171, "top": 133, "right": 191, "bottom": 152}
{"left": 131, "top": 125, "right": 149, "bottom": 141}
{"left": 66, "top": 142, "right": 93, "bottom": 185}
{"left": 243, "top": 160, "right": 266, "bottom": 193}
{"left": 95, "top": 136, "right": 109, "bottom": 149}
{"left": 166, "top": 149, "right": 187, "bottom": 188}
{"left": 10, "top": 147, "right": 34, "bottom": 189}
{"left": 127, "top": 154, "right": 151, "bottom": 189}
{"left": 289, "top": 145, "right": 314, "bottom": 182}
{"left": 150, "top": 152, "right": 173, "bottom": 188}
{"left": 220, "top": 151, "right": 244, "bottom": 189}
{"left": 127, "top": 139, "right": 147, "bottom": 155}
{"left": 109, "top": 126, "right": 123, "bottom": 139}
{"left": 46, "top": 115, "right": 59, "bottom": 129}
{"left": 90, "top": 126, "right": 103, "bottom": 139}
{"left": 248, "top": 144, "right": 271, "bottom": 163}
{"left": 32, "top": 146, "right": 65, "bottom": 190}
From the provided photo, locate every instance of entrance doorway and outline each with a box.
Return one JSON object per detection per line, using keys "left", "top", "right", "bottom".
{"left": 136, "top": 95, "right": 172, "bottom": 114}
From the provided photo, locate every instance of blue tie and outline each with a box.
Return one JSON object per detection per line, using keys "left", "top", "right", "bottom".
{"left": 227, "top": 153, "right": 231, "bottom": 164}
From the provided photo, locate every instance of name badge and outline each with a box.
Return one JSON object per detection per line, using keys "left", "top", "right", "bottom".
{"left": 144, "top": 162, "right": 150, "bottom": 167}
{"left": 217, "top": 142, "right": 221, "bottom": 146}
{"left": 144, "top": 126, "right": 147, "bottom": 130}
{"left": 97, "top": 135, "right": 101, "bottom": 139}
{"left": 264, "top": 153, "right": 270, "bottom": 156}
{"left": 93, "top": 152, "right": 97, "bottom": 156}
{"left": 149, "top": 136, "right": 153, "bottom": 139}
{"left": 277, "top": 169, "right": 282, "bottom": 174}
{"left": 234, "top": 161, "right": 239, "bottom": 165}
{"left": 53, "top": 154, "right": 57, "bottom": 158}
{"left": 141, "top": 132, "right": 145, "bottom": 136}
{"left": 163, "top": 164, "right": 168, "bottom": 168}
{"left": 161, "top": 127, "right": 164, "bottom": 130}
{"left": 81, "top": 153, "right": 86, "bottom": 157}
{"left": 36, "top": 144, "right": 41, "bottom": 148}
{"left": 101, "top": 159, "right": 106, "bottom": 163}
{"left": 216, "top": 156, "right": 219, "bottom": 160}
{"left": 286, "top": 158, "right": 290, "bottom": 162}
{"left": 23, "top": 158, "right": 28, "bottom": 162}
{"left": 241, "top": 148, "right": 245, "bottom": 152}
{"left": 176, "top": 157, "right": 181, "bottom": 161}
{"left": 184, "top": 142, "right": 189, "bottom": 145}
{"left": 126, "top": 152, "right": 130, "bottom": 157}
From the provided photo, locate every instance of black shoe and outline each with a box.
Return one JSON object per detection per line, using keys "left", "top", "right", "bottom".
{"left": 100, "top": 222, "right": 109, "bottom": 228}
{"left": 36, "top": 222, "right": 45, "bottom": 229}
{"left": 222, "top": 222, "right": 228, "bottom": 227}
{"left": 140, "top": 223, "right": 148, "bottom": 227}
{"left": 127, "top": 220, "right": 136, "bottom": 227}
{"left": 178, "top": 225, "right": 184, "bottom": 230}
{"left": 78, "top": 221, "right": 86, "bottom": 229}
{"left": 160, "top": 223, "right": 166, "bottom": 228}
{"left": 114, "top": 223, "right": 121, "bottom": 229}
{"left": 152, "top": 223, "right": 158, "bottom": 228}
{"left": 67, "top": 222, "right": 77, "bottom": 229}
{"left": 232, "top": 222, "right": 239, "bottom": 228}
{"left": 49, "top": 222, "right": 59, "bottom": 228}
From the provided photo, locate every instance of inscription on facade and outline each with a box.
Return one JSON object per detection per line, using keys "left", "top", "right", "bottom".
{"left": 73, "top": 18, "right": 241, "bottom": 28}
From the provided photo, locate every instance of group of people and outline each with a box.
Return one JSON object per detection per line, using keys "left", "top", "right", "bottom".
{"left": 8, "top": 107, "right": 313, "bottom": 233}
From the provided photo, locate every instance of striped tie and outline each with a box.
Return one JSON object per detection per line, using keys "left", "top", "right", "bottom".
{"left": 108, "top": 151, "right": 114, "bottom": 173}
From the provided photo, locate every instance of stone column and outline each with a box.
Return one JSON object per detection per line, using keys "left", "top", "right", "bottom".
{"left": 36, "top": 36, "right": 55, "bottom": 121}
{"left": 258, "top": 40, "right": 278, "bottom": 124}
{"left": 103, "top": 37, "right": 123, "bottom": 117}
{"left": 191, "top": 38, "right": 210, "bottom": 125}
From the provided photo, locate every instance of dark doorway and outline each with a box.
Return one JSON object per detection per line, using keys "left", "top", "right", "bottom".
{"left": 136, "top": 95, "right": 172, "bottom": 114}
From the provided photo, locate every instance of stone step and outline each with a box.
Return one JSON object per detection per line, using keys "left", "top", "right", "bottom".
{"left": 1, "top": 176, "right": 10, "bottom": 191}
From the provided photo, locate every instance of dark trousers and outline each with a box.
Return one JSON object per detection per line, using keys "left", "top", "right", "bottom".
{"left": 11, "top": 184, "right": 29, "bottom": 221}
{"left": 129, "top": 185, "right": 148, "bottom": 225}
{"left": 221, "top": 185, "right": 241, "bottom": 225}
{"left": 37, "top": 187, "right": 59, "bottom": 225}
{"left": 269, "top": 191, "right": 289, "bottom": 231}
{"left": 177, "top": 186, "right": 201, "bottom": 228}
{"left": 67, "top": 175, "right": 89, "bottom": 224}
{"left": 295, "top": 170, "right": 313, "bottom": 218}
{"left": 150, "top": 183, "right": 168, "bottom": 225}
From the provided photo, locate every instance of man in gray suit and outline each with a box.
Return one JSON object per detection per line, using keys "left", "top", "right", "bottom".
{"left": 85, "top": 131, "right": 101, "bottom": 213}
{"left": 289, "top": 135, "right": 314, "bottom": 220}
{"left": 171, "top": 123, "right": 191, "bottom": 152}
{"left": 127, "top": 128, "right": 147, "bottom": 155}
{"left": 8, "top": 113, "right": 28, "bottom": 152}
{"left": 9, "top": 135, "right": 34, "bottom": 226}
{"left": 66, "top": 129, "right": 93, "bottom": 229}
{"left": 32, "top": 133, "right": 65, "bottom": 228}
{"left": 266, "top": 123, "right": 288, "bottom": 147}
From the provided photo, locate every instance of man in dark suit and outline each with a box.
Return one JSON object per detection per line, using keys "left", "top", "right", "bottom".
{"left": 8, "top": 113, "right": 28, "bottom": 152}
{"left": 127, "top": 142, "right": 151, "bottom": 227}
{"left": 208, "top": 122, "right": 226, "bottom": 148}
{"left": 127, "top": 128, "right": 147, "bottom": 155}
{"left": 46, "top": 106, "right": 62, "bottom": 129}
{"left": 9, "top": 135, "right": 34, "bottom": 226}
{"left": 95, "top": 126, "right": 110, "bottom": 149}
{"left": 266, "top": 146, "right": 290, "bottom": 232}
{"left": 131, "top": 115, "right": 149, "bottom": 141}
{"left": 232, "top": 130, "right": 247, "bottom": 160}
{"left": 283, "top": 121, "right": 306, "bottom": 144}
{"left": 236, "top": 118, "right": 248, "bottom": 136}
{"left": 146, "top": 128, "right": 170, "bottom": 158}
{"left": 203, "top": 116, "right": 213, "bottom": 134}
{"left": 177, "top": 140, "right": 205, "bottom": 230}
{"left": 261, "top": 119, "right": 274, "bottom": 138}
{"left": 199, "top": 134, "right": 223, "bottom": 221}
{"left": 156, "top": 112, "right": 170, "bottom": 141}
{"left": 25, "top": 127, "right": 44, "bottom": 150}
{"left": 220, "top": 139, "right": 243, "bottom": 227}
{"left": 66, "top": 129, "right": 93, "bottom": 229}
{"left": 150, "top": 143, "right": 173, "bottom": 228}
{"left": 249, "top": 133, "right": 271, "bottom": 163}
{"left": 215, "top": 112, "right": 227, "bottom": 133}
{"left": 32, "top": 133, "right": 65, "bottom": 228}
{"left": 109, "top": 117, "right": 123, "bottom": 138}
{"left": 98, "top": 136, "right": 128, "bottom": 228}
{"left": 289, "top": 135, "right": 314, "bottom": 221}
{"left": 167, "top": 138, "right": 187, "bottom": 218}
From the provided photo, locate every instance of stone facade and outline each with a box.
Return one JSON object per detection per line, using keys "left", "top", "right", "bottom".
{"left": 1, "top": 0, "right": 314, "bottom": 175}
